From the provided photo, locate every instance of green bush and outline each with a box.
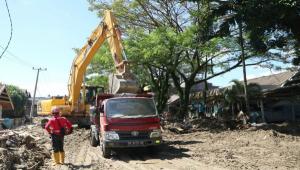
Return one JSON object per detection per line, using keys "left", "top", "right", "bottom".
{"left": 6, "top": 85, "right": 28, "bottom": 117}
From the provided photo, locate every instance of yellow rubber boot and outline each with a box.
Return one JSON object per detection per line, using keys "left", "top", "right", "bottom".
{"left": 52, "top": 152, "right": 60, "bottom": 165}
{"left": 59, "top": 151, "right": 65, "bottom": 164}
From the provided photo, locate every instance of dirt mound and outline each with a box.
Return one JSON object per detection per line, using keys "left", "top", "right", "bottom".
{"left": 0, "top": 125, "right": 51, "bottom": 170}
{"left": 164, "top": 117, "right": 241, "bottom": 134}
{"left": 163, "top": 126, "right": 300, "bottom": 170}
{"left": 248, "top": 122, "right": 300, "bottom": 136}
{"left": 0, "top": 148, "right": 16, "bottom": 169}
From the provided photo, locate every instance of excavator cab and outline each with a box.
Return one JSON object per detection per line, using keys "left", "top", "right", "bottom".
{"left": 84, "top": 85, "right": 105, "bottom": 105}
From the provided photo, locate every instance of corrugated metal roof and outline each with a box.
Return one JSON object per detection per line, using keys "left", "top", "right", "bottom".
{"left": 247, "top": 71, "right": 297, "bottom": 91}
{"left": 191, "top": 70, "right": 298, "bottom": 99}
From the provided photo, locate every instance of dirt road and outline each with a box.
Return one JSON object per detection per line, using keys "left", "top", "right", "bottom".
{"left": 43, "top": 128, "right": 222, "bottom": 170}
{"left": 40, "top": 124, "right": 300, "bottom": 170}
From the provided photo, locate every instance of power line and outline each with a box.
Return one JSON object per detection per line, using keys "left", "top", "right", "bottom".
{"left": 0, "top": 45, "right": 35, "bottom": 68}
{"left": 0, "top": 0, "right": 13, "bottom": 59}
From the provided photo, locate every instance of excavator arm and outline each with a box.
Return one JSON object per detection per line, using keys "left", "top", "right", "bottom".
{"left": 68, "top": 10, "right": 138, "bottom": 112}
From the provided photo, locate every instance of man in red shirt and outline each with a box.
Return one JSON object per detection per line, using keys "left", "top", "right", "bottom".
{"left": 45, "top": 107, "right": 73, "bottom": 165}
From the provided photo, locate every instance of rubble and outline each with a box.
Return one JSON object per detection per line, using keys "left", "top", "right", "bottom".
{"left": 0, "top": 124, "right": 51, "bottom": 170}
{"left": 0, "top": 117, "right": 298, "bottom": 170}
{"left": 163, "top": 117, "right": 241, "bottom": 134}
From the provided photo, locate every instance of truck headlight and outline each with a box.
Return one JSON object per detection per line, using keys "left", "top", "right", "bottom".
{"left": 150, "top": 129, "right": 161, "bottom": 138}
{"left": 104, "top": 131, "right": 119, "bottom": 140}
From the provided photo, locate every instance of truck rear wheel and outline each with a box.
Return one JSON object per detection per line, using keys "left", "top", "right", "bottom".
{"left": 101, "top": 143, "right": 111, "bottom": 158}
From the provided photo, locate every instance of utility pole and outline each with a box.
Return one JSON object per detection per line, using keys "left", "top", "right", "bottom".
{"left": 30, "top": 67, "right": 47, "bottom": 123}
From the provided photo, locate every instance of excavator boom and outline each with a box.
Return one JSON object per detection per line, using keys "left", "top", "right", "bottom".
{"left": 68, "top": 10, "right": 139, "bottom": 111}
{"left": 38, "top": 10, "right": 139, "bottom": 126}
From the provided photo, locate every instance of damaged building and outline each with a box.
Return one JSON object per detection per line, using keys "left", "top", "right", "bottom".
{"left": 0, "top": 84, "right": 15, "bottom": 129}
{"left": 191, "top": 70, "right": 300, "bottom": 122}
{"left": 262, "top": 71, "right": 300, "bottom": 122}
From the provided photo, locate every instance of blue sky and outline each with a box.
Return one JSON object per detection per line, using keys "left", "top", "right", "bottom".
{"left": 0, "top": 0, "right": 285, "bottom": 97}
{"left": 0, "top": 0, "right": 99, "bottom": 96}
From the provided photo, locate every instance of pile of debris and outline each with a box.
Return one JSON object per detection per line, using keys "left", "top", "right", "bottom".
{"left": 0, "top": 125, "right": 51, "bottom": 170}
{"left": 164, "top": 117, "right": 241, "bottom": 134}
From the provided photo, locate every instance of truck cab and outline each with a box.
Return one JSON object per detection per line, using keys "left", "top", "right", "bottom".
{"left": 90, "top": 94, "right": 162, "bottom": 158}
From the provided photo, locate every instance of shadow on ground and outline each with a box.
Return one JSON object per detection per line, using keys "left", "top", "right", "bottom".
{"left": 111, "top": 141, "right": 198, "bottom": 162}
{"left": 166, "top": 140, "right": 203, "bottom": 145}
{"left": 64, "top": 163, "right": 93, "bottom": 169}
{"left": 251, "top": 121, "right": 300, "bottom": 136}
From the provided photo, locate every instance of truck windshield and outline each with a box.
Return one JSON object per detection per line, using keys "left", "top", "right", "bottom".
{"left": 106, "top": 98, "right": 157, "bottom": 118}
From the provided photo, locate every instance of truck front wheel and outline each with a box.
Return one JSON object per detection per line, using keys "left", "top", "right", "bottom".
{"left": 147, "top": 145, "right": 161, "bottom": 155}
{"left": 90, "top": 129, "right": 99, "bottom": 147}
{"left": 101, "top": 143, "right": 111, "bottom": 158}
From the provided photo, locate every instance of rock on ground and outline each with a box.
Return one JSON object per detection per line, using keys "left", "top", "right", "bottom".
{"left": 0, "top": 124, "right": 51, "bottom": 170}
{"left": 2, "top": 119, "right": 299, "bottom": 170}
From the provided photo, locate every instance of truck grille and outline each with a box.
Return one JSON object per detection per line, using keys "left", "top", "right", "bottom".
{"left": 117, "top": 131, "right": 150, "bottom": 140}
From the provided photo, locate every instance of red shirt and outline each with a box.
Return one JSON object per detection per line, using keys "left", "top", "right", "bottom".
{"left": 45, "top": 115, "right": 72, "bottom": 135}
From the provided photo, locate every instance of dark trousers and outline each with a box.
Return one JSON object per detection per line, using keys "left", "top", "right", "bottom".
{"left": 51, "top": 134, "right": 64, "bottom": 153}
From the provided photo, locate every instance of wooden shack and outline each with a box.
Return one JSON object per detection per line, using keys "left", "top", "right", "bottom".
{"left": 0, "top": 84, "right": 14, "bottom": 118}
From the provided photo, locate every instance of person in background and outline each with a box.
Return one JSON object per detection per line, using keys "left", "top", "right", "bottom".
{"left": 45, "top": 107, "right": 73, "bottom": 165}
{"left": 237, "top": 110, "right": 249, "bottom": 125}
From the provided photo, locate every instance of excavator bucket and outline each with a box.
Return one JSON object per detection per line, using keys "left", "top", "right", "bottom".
{"left": 109, "top": 74, "right": 140, "bottom": 94}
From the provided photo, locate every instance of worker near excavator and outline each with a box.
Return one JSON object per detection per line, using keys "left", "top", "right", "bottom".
{"left": 45, "top": 107, "right": 73, "bottom": 165}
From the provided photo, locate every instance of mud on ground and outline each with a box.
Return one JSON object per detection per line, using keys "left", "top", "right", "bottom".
{"left": 41, "top": 122, "right": 300, "bottom": 170}
{"left": 2, "top": 117, "right": 299, "bottom": 170}
{"left": 0, "top": 124, "right": 51, "bottom": 170}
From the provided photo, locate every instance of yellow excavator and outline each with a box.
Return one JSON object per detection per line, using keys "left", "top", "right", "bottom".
{"left": 37, "top": 10, "right": 139, "bottom": 126}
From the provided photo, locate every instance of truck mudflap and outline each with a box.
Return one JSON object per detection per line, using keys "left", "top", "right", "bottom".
{"left": 104, "top": 137, "right": 162, "bottom": 148}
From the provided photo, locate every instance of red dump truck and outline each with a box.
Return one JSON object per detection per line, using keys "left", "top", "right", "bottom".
{"left": 89, "top": 93, "right": 162, "bottom": 158}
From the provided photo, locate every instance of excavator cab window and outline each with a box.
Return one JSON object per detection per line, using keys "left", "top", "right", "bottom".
{"left": 85, "top": 86, "right": 105, "bottom": 105}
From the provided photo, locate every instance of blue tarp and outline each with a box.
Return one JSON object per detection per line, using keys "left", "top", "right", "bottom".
{"left": 2, "top": 118, "right": 13, "bottom": 129}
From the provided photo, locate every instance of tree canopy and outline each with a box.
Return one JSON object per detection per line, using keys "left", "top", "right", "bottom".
{"left": 86, "top": 0, "right": 298, "bottom": 117}
{"left": 6, "top": 85, "right": 28, "bottom": 116}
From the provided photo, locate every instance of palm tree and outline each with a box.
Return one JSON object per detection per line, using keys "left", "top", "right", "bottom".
{"left": 224, "top": 79, "right": 261, "bottom": 119}
{"left": 213, "top": 0, "right": 251, "bottom": 114}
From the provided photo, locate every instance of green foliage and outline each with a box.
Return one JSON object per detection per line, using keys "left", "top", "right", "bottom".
{"left": 124, "top": 28, "right": 174, "bottom": 113}
{"left": 125, "top": 27, "right": 179, "bottom": 65}
{"left": 87, "top": 0, "right": 244, "bottom": 117}
{"left": 212, "top": 0, "right": 300, "bottom": 65}
{"left": 87, "top": 42, "right": 115, "bottom": 75}
{"left": 6, "top": 85, "right": 28, "bottom": 115}
{"left": 87, "top": 0, "right": 296, "bottom": 118}
{"left": 86, "top": 75, "right": 108, "bottom": 90}
{"left": 224, "top": 80, "right": 261, "bottom": 107}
